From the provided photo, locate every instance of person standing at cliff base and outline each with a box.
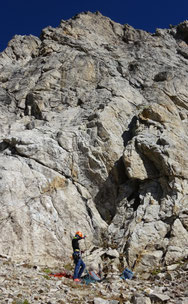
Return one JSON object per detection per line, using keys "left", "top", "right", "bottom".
{"left": 72, "top": 231, "right": 86, "bottom": 282}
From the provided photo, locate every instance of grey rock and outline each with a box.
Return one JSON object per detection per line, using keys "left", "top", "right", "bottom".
{"left": 149, "top": 293, "right": 171, "bottom": 302}
{"left": 106, "top": 249, "right": 119, "bottom": 258}
{"left": 166, "top": 264, "right": 179, "bottom": 271}
{"left": 0, "top": 11, "right": 187, "bottom": 273}
{"left": 132, "top": 294, "right": 151, "bottom": 304}
{"left": 94, "top": 298, "right": 110, "bottom": 304}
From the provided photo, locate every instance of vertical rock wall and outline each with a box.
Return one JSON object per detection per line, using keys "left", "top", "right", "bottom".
{"left": 0, "top": 12, "right": 187, "bottom": 269}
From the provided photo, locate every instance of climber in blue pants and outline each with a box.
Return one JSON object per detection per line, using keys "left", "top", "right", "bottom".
{"left": 72, "top": 231, "right": 86, "bottom": 282}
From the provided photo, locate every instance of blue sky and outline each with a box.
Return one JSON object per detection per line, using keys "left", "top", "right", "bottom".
{"left": 0, "top": 0, "right": 187, "bottom": 52}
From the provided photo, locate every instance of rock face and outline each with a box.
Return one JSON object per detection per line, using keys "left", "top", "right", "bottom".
{"left": 0, "top": 12, "right": 187, "bottom": 270}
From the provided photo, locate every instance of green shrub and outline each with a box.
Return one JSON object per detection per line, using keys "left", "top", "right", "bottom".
{"left": 151, "top": 268, "right": 161, "bottom": 275}
{"left": 42, "top": 267, "right": 51, "bottom": 274}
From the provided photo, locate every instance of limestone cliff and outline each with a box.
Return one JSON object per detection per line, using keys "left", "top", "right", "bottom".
{"left": 0, "top": 11, "right": 187, "bottom": 271}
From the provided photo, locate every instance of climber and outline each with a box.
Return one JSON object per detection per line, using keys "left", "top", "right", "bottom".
{"left": 72, "top": 231, "right": 86, "bottom": 282}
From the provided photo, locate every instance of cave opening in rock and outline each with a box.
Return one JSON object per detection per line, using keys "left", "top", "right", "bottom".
{"left": 127, "top": 193, "right": 141, "bottom": 211}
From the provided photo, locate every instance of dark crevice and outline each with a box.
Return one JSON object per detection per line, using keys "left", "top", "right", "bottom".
{"left": 177, "top": 48, "right": 188, "bottom": 60}
{"left": 24, "top": 93, "right": 43, "bottom": 120}
{"left": 163, "top": 215, "right": 177, "bottom": 225}
{"left": 126, "top": 179, "right": 141, "bottom": 211}
{"left": 154, "top": 71, "right": 169, "bottom": 82}
{"left": 116, "top": 179, "right": 140, "bottom": 203}
{"left": 128, "top": 194, "right": 141, "bottom": 211}
{"left": 164, "top": 230, "right": 171, "bottom": 239}
{"left": 94, "top": 155, "right": 130, "bottom": 223}
{"left": 0, "top": 142, "right": 9, "bottom": 152}
{"left": 112, "top": 157, "right": 128, "bottom": 185}
{"left": 128, "top": 62, "right": 139, "bottom": 72}
{"left": 160, "top": 249, "right": 168, "bottom": 264}
{"left": 77, "top": 98, "right": 83, "bottom": 106}
{"left": 0, "top": 141, "right": 19, "bottom": 155}
{"left": 122, "top": 116, "right": 138, "bottom": 147}
{"left": 86, "top": 203, "right": 92, "bottom": 220}
{"left": 94, "top": 180, "right": 117, "bottom": 223}
{"left": 10, "top": 146, "right": 17, "bottom": 155}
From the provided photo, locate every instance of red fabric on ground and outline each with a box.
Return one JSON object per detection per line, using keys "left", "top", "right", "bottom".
{"left": 49, "top": 272, "right": 73, "bottom": 279}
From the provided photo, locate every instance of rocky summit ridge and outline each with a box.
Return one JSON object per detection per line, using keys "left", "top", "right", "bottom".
{"left": 0, "top": 10, "right": 188, "bottom": 282}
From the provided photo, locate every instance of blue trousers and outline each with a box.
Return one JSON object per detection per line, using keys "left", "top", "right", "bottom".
{"left": 73, "top": 258, "right": 85, "bottom": 279}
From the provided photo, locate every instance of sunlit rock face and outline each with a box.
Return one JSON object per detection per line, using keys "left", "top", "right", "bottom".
{"left": 0, "top": 12, "right": 187, "bottom": 270}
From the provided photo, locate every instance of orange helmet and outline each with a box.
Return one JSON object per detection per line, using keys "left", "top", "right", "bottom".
{"left": 75, "top": 231, "right": 83, "bottom": 238}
